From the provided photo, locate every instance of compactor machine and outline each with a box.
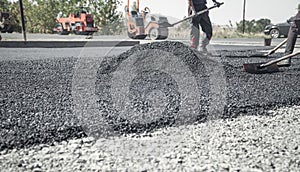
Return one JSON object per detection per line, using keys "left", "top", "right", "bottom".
{"left": 125, "top": 0, "right": 169, "bottom": 40}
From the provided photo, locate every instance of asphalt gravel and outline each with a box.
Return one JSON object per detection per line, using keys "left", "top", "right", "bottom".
{"left": 222, "top": 50, "right": 300, "bottom": 116}
{"left": 0, "top": 41, "right": 300, "bottom": 151}
{"left": 0, "top": 58, "right": 85, "bottom": 150}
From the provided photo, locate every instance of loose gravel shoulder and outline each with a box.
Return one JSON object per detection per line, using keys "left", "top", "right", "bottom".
{"left": 0, "top": 106, "right": 299, "bottom": 171}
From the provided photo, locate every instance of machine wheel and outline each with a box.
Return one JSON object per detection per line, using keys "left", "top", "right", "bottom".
{"left": 128, "top": 31, "right": 147, "bottom": 39}
{"left": 270, "top": 29, "right": 280, "bottom": 38}
{"left": 158, "top": 28, "right": 168, "bottom": 40}
{"left": 82, "top": 32, "right": 91, "bottom": 35}
{"left": 149, "top": 28, "right": 160, "bottom": 40}
{"left": 136, "top": 35, "right": 147, "bottom": 39}
{"left": 74, "top": 30, "right": 81, "bottom": 35}
{"left": 149, "top": 28, "right": 168, "bottom": 40}
{"left": 127, "top": 31, "right": 137, "bottom": 39}
{"left": 1, "top": 25, "right": 7, "bottom": 33}
{"left": 58, "top": 30, "right": 70, "bottom": 35}
{"left": 6, "top": 26, "right": 14, "bottom": 33}
{"left": 158, "top": 36, "right": 168, "bottom": 40}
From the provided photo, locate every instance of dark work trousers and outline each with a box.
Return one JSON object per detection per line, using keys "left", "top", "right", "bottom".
{"left": 285, "top": 22, "right": 299, "bottom": 54}
{"left": 189, "top": 5, "right": 212, "bottom": 49}
{"left": 285, "top": 12, "right": 300, "bottom": 55}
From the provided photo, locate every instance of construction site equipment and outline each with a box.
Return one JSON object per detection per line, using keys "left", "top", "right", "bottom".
{"left": 244, "top": 19, "right": 300, "bottom": 74}
{"left": 125, "top": 1, "right": 223, "bottom": 40}
{"left": 125, "top": 0, "right": 169, "bottom": 40}
{"left": 243, "top": 50, "right": 300, "bottom": 74}
{"left": 54, "top": 7, "right": 98, "bottom": 35}
{"left": 0, "top": 12, "right": 15, "bottom": 33}
{"left": 249, "top": 38, "right": 288, "bottom": 57}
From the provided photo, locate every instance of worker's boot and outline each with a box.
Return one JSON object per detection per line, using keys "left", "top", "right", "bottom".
{"left": 199, "top": 37, "right": 210, "bottom": 55}
{"left": 277, "top": 57, "right": 291, "bottom": 67}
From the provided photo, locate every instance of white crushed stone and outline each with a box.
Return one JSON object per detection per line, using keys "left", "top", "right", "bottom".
{"left": 0, "top": 106, "right": 299, "bottom": 171}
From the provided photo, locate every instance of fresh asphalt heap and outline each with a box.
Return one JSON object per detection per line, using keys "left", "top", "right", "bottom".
{"left": 0, "top": 41, "right": 299, "bottom": 150}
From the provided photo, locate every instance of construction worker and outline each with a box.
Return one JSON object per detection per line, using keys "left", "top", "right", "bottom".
{"left": 277, "top": 4, "right": 300, "bottom": 67}
{"left": 188, "top": 0, "right": 221, "bottom": 53}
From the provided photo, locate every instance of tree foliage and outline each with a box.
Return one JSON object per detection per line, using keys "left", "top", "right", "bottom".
{"left": 0, "top": 0, "right": 122, "bottom": 34}
{"left": 0, "top": 0, "right": 11, "bottom": 12}
{"left": 90, "top": 0, "right": 123, "bottom": 35}
{"left": 236, "top": 18, "right": 271, "bottom": 34}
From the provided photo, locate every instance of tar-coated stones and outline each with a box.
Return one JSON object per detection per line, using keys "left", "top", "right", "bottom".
{"left": 0, "top": 41, "right": 299, "bottom": 150}
{"left": 94, "top": 41, "right": 215, "bottom": 134}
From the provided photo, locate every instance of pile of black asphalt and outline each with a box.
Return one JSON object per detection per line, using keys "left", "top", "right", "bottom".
{"left": 0, "top": 41, "right": 299, "bottom": 150}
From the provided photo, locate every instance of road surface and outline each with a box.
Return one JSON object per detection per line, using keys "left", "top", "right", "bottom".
{"left": 0, "top": 37, "right": 300, "bottom": 171}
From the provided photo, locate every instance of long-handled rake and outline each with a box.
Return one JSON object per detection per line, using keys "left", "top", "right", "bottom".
{"left": 243, "top": 50, "right": 300, "bottom": 74}
{"left": 249, "top": 38, "right": 288, "bottom": 57}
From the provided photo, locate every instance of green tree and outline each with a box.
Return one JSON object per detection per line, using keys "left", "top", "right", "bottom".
{"left": 0, "top": 0, "right": 10, "bottom": 12}
{"left": 1, "top": 0, "right": 123, "bottom": 34}
{"left": 236, "top": 19, "right": 255, "bottom": 33}
{"left": 33, "top": 0, "right": 60, "bottom": 33}
{"left": 236, "top": 18, "right": 271, "bottom": 34}
{"left": 254, "top": 18, "right": 271, "bottom": 32}
{"left": 0, "top": 1, "right": 21, "bottom": 32}
{"left": 90, "top": 0, "right": 123, "bottom": 35}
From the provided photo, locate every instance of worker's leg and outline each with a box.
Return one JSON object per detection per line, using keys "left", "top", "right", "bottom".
{"left": 285, "top": 24, "right": 298, "bottom": 54}
{"left": 190, "top": 15, "right": 200, "bottom": 49}
{"left": 190, "top": 5, "right": 207, "bottom": 49}
{"left": 278, "top": 23, "right": 298, "bottom": 67}
{"left": 199, "top": 11, "right": 213, "bottom": 52}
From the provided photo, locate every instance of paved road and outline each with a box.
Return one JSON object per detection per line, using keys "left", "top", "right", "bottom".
{"left": 0, "top": 47, "right": 131, "bottom": 61}
{"left": 1, "top": 33, "right": 299, "bottom": 49}
{"left": 0, "top": 33, "right": 272, "bottom": 61}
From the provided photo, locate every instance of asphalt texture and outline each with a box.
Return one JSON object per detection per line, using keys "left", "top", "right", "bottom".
{"left": 0, "top": 41, "right": 300, "bottom": 150}
{"left": 223, "top": 50, "right": 300, "bottom": 115}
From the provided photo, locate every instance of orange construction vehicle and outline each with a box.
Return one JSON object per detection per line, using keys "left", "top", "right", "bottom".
{"left": 125, "top": 0, "right": 169, "bottom": 40}
{"left": 53, "top": 8, "right": 98, "bottom": 35}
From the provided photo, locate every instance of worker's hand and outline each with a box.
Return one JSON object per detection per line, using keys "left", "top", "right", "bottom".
{"left": 213, "top": 1, "right": 222, "bottom": 7}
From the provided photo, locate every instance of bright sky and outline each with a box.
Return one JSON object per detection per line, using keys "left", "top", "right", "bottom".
{"left": 120, "top": 0, "right": 299, "bottom": 26}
